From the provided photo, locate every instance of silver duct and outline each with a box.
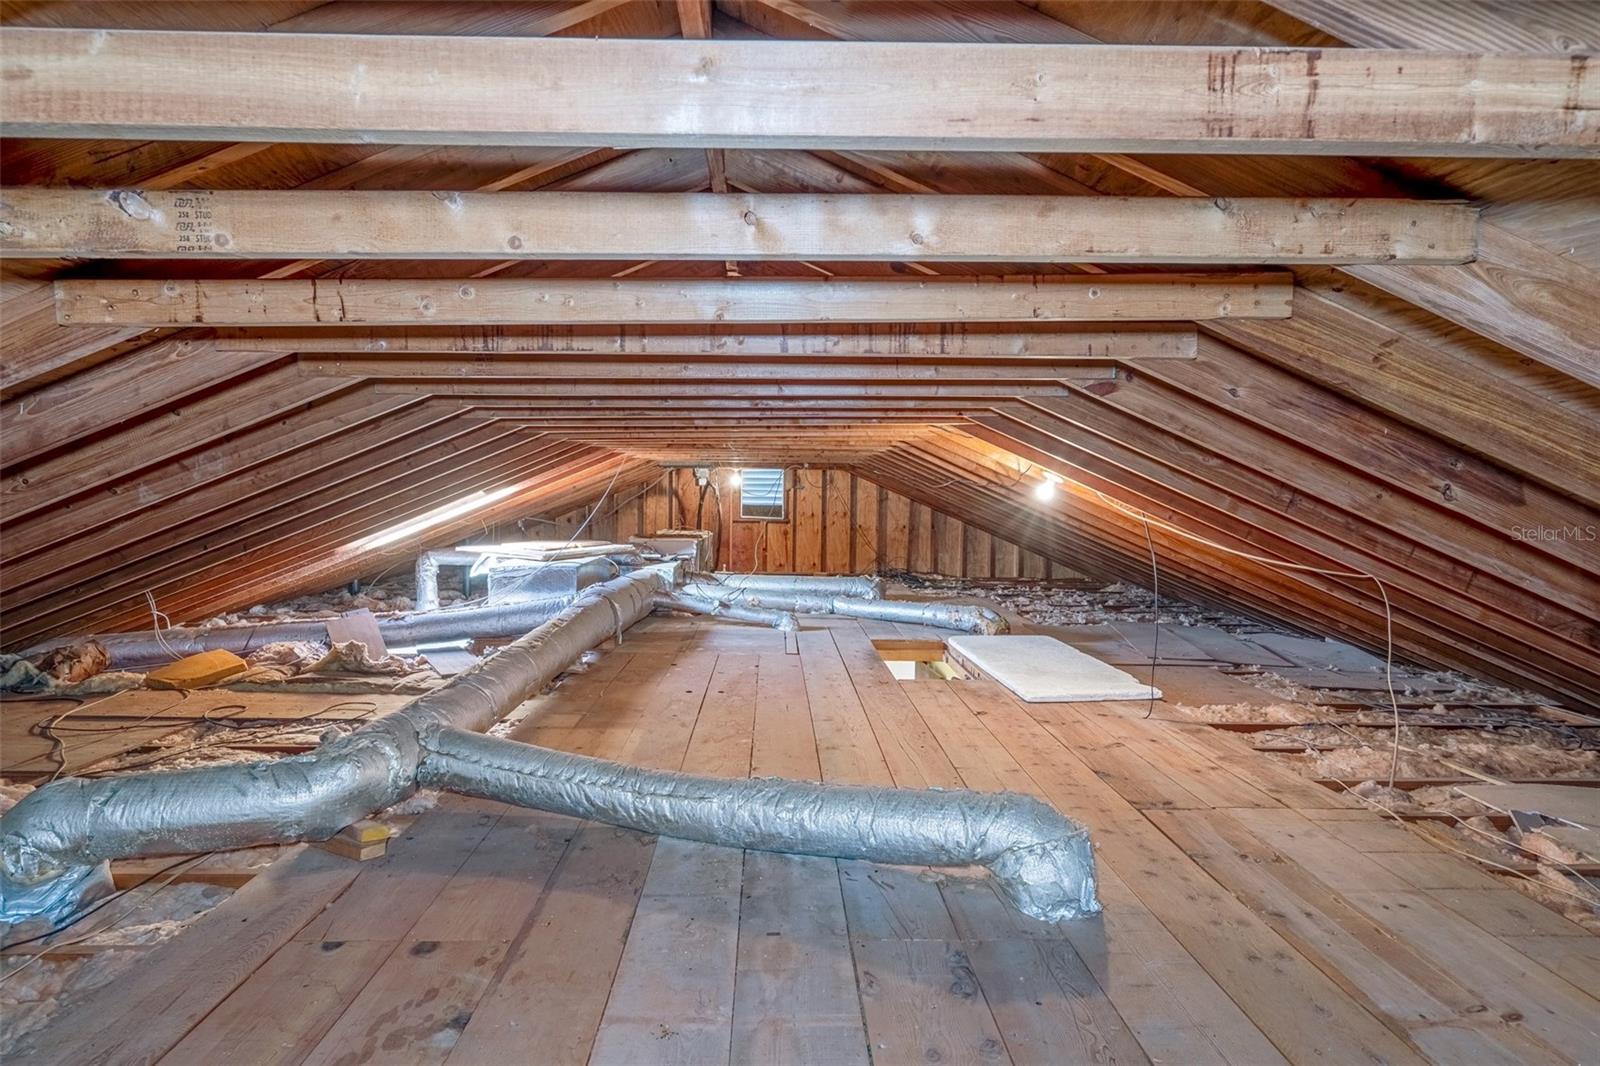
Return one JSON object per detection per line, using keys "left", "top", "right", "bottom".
{"left": 705, "top": 572, "right": 884, "bottom": 600}
{"left": 3, "top": 564, "right": 1093, "bottom": 931}
{"left": 682, "top": 583, "right": 1007, "bottom": 635}
{"left": 422, "top": 728, "right": 1099, "bottom": 922}
{"left": 21, "top": 594, "right": 579, "bottom": 671}
{"left": 413, "top": 549, "right": 480, "bottom": 612}
{"left": 0, "top": 569, "right": 666, "bottom": 924}
{"left": 653, "top": 590, "right": 799, "bottom": 631}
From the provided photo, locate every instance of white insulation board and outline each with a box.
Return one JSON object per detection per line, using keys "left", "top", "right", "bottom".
{"left": 948, "top": 635, "right": 1162, "bottom": 703}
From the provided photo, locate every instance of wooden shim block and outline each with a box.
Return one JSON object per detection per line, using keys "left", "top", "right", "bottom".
{"left": 315, "top": 836, "right": 387, "bottom": 862}
{"left": 0, "top": 190, "right": 1480, "bottom": 264}
{"left": 6, "top": 31, "right": 1592, "bottom": 157}
{"left": 109, "top": 857, "right": 261, "bottom": 890}
{"left": 53, "top": 274, "right": 1294, "bottom": 327}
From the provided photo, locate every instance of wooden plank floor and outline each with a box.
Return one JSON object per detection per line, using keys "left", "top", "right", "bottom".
{"left": 15, "top": 616, "right": 1599, "bottom": 1065}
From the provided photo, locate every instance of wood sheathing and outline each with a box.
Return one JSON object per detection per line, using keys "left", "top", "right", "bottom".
{"left": 0, "top": 0, "right": 1596, "bottom": 709}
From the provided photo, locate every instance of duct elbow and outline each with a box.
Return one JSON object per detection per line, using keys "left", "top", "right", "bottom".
{"left": 981, "top": 794, "right": 1100, "bottom": 922}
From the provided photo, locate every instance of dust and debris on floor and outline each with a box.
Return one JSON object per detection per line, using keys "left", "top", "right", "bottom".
{"left": 911, "top": 574, "right": 1600, "bottom": 931}
{"left": 891, "top": 573, "right": 1224, "bottom": 626}
{"left": 0, "top": 844, "right": 282, "bottom": 1042}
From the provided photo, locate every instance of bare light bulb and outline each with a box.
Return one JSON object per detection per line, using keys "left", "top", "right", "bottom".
{"left": 1033, "top": 479, "right": 1057, "bottom": 502}
{"left": 728, "top": 470, "right": 743, "bottom": 487}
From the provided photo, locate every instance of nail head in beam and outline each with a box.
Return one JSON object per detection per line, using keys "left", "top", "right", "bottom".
{"left": 3, "top": 29, "right": 1593, "bottom": 158}
{"left": 0, "top": 190, "right": 1479, "bottom": 265}
{"left": 53, "top": 276, "right": 1292, "bottom": 327}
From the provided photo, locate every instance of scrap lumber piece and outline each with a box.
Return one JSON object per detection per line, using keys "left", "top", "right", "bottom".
{"left": 144, "top": 649, "right": 249, "bottom": 690}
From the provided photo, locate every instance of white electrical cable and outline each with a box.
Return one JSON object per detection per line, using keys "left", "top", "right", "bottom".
{"left": 1092, "top": 490, "right": 1404, "bottom": 788}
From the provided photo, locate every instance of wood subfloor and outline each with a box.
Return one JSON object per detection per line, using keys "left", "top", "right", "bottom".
{"left": 14, "top": 616, "right": 1600, "bottom": 1065}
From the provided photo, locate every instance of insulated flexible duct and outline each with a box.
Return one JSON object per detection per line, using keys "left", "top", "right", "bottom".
{"left": 682, "top": 583, "right": 1007, "bottom": 635}
{"left": 2, "top": 567, "right": 1094, "bottom": 930}
{"left": 0, "top": 570, "right": 666, "bottom": 924}
{"left": 421, "top": 728, "right": 1099, "bottom": 922}
{"left": 413, "top": 549, "right": 480, "bottom": 612}
{"left": 654, "top": 590, "right": 799, "bottom": 631}
{"left": 20, "top": 595, "right": 580, "bottom": 671}
{"left": 705, "top": 572, "right": 884, "bottom": 600}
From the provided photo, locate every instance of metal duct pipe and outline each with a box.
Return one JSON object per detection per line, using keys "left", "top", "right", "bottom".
{"left": 704, "top": 572, "right": 884, "bottom": 600}
{"left": 413, "top": 549, "right": 481, "bottom": 612}
{"left": 21, "top": 594, "right": 582, "bottom": 671}
{"left": 3, "top": 566, "right": 1092, "bottom": 933}
{"left": 0, "top": 570, "right": 666, "bottom": 925}
{"left": 653, "top": 591, "right": 798, "bottom": 631}
{"left": 420, "top": 728, "right": 1099, "bottom": 922}
{"left": 682, "top": 584, "right": 1007, "bottom": 635}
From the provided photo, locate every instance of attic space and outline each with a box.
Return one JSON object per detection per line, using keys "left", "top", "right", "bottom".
{"left": 1, "top": 1, "right": 1598, "bottom": 1062}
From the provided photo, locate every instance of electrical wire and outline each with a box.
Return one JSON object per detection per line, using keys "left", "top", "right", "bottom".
{"left": 0, "top": 852, "right": 213, "bottom": 978}
{"left": 143, "top": 590, "right": 184, "bottom": 663}
{"left": 1138, "top": 512, "right": 1160, "bottom": 721}
{"left": 1093, "top": 490, "right": 1403, "bottom": 787}
{"left": 80, "top": 700, "right": 382, "bottom": 777}
{"left": 30, "top": 691, "right": 131, "bottom": 784}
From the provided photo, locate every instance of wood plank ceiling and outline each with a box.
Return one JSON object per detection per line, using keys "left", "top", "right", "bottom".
{"left": 0, "top": 0, "right": 1595, "bottom": 707}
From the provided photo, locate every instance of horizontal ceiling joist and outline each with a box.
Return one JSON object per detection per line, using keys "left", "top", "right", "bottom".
{"left": 54, "top": 275, "right": 1290, "bottom": 327}
{"left": 208, "top": 324, "right": 1198, "bottom": 360}
{"left": 299, "top": 356, "right": 1120, "bottom": 382}
{"left": 374, "top": 381, "right": 1063, "bottom": 398}
{"left": 3, "top": 29, "right": 1592, "bottom": 157}
{"left": 0, "top": 190, "right": 1479, "bottom": 265}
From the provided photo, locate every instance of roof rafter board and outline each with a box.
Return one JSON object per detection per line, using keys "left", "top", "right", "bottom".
{"left": 963, "top": 413, "right": 1600, "bottom": 688}
{"left": 4, "top": 415, "right": 512, "bottom": 615}
{"left": 0, "top": 392, "right": 443, "bottom": 564}
{"left": 72, "top": 452, "right": 658, "bottom": 635}
{"left": 3, "top": 30, "right": 1594, "bottom": 156}
{"left": 877, "top": 438, "right": 1552, "bottom": 691}
{"left": 5, "top": 434, "right": 596, "bottom": 644}
{"left": 52, "top": 276, "right": 1291, "bottom": 326}
{"left": 0, "top": 190, "right": 1479, "bottom": 265}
